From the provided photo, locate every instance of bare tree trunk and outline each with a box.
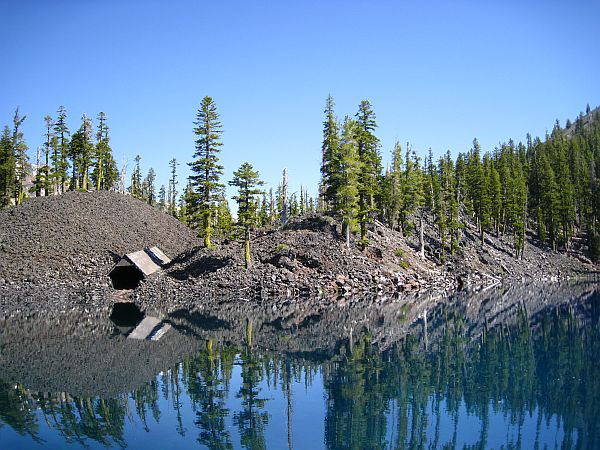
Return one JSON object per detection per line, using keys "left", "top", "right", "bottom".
{"left": 344, "top": 220, "right": 350, "bottom": 249}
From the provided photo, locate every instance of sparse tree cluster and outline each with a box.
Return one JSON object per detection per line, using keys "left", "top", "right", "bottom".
{"left": 0, "top": 106, "right": 118, "bottom": 207}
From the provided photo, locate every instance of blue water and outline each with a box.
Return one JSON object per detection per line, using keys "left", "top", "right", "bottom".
{"left": 1, "top": 284, "right": 599, "bottom": 449}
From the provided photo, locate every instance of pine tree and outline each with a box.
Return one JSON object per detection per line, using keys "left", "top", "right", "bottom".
{"left": 277, "top": 168, "right": 289, "bottom": 224}
{"left": 52, "top": 106, "right": 70, "bottom": 193}
{"left": 320, "top": 95, "right": 340, "bottom": 210}
{"left": 158, "top": 185, "right": 167, "bottom": 211}
{"left": 268, "top": 187, "right": 275, "bottom": 224}
{"left": 215, "top": 194, "right": 234, "bottom": 238}
{"left": 382, "top": 141, "right": 404, "bottom": 231}
{"left": 144, "top": 168, "right": 156, "bottom": 205}
{"left": 440, "top": 151, "right": 460, "bottom": 254}
{"left": 178, "top": 180, "right": 195, "bottom": 226}
{"left": 92, "top": 112, "right": 118, "bottom": 190}
{"left": 168, "top": 158, "right": 179, "bottom": 217}
{"left": 33, "top": 146, "right": 44, "bottom": 196}
{"left": 0, "top": 126, "right": 15, "bottom": 207}
{"left": 403, "top": 144, "right": 424, "bottom": 238}
{"left": 354, "top": 100, "right": 381, "bottom": 248}
{"left": 229, "top": 162, "right": 264, "bottom": 268}
{"left": 466, "top": 139, "right": 490, "bottom": 244}
{"left": 188, "top": 96, "right": 225, "bottom": 248}
{"left": 489, "top": 162, "right": 502, "bottom": 235}
{"left": 335, "top": 117, "right": 359, "bottom": 248}
{"left": 130, "top": 155, "right": 142, "bottom": 198}
{"left": 258, "top": 192, "right": 269, "bottom": 227}
{"left": 12, "top": 108, "right": 29, "bottom": 205}
{"left": 42, "top": 115, "right": 55, "bottom": 195}
{"left": 69, "top": 114, "right": 94, "bottom": 191}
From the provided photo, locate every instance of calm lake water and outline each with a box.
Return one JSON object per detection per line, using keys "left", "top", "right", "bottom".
{"left": 1, "top": 282, "right": 599, "bottom": 449}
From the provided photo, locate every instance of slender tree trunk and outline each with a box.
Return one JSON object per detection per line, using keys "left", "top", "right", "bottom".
{"left": 244, "top": 228, "right": 251, "bottom": 269}
{"left": 344, "top": 220, "right": 350, "bottom": 249}
{"left": 419, "top": 214, "right": 425, "bottom": 259}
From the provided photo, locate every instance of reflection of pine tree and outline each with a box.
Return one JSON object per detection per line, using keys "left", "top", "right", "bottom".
{"left": 234, "top": 346, "right": 269, "bottom": 450}
{"left": 0, "top": 381, "right": 42, "bottom": 442}
{"left": 324, "top": 336, "right": 388, "bottom": 449}
{"left": 192, "top": 339, "right": 233, "bottom": 449}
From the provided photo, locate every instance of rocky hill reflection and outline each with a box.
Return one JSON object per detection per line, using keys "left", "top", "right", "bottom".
{"left": 0, "top": 282, "right": 598, "bottom": 449}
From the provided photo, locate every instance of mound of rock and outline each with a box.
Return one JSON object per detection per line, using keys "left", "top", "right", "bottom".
{"left": 0, "top": 191, "right": 200, "bottom": 285}
{"left": 136, "top": 215, "right": 445, "bottom": 310}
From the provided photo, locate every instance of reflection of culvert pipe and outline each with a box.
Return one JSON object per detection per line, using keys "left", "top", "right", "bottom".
{"left": 110, "top": 302, "right": 144, "bottom": 328}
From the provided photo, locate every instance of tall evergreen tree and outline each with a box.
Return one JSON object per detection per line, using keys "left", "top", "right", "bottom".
{"left": 354, "top": 100, "right": 381, "bottom": 248}
{"left": 215, "top": 194, "right": 234, "bottom": 238}
{"left": 158, "top": 185, "right": 167, "bottom": 211}
{"left": 335, "top": 117, "right": 360, "bottom": 248}
{"left": 130, "top": 155, "right": 142, "bottom": 198}
{"left": 382, "top": 141, "right": 404, "bottom": 231}
{"left": 229, "top": 162, "right": 264, "bottom": 269}
{"left": 69, "top": 114, "right": 94, "bottom": 190}
{"left": 12, "top": 108, "right": 29, "bottom": 205}
{"left": 52, "top": 106, "right": 70, "bottom": 193}
{"left": 143, "top": 168, "right": 156, "bottom": 205}
{"left": 92, "top": 112, "right": 117, "bottom": 190}
{"left": 0, "top": 126, "right": 15, "bottom": 207}
{"left": 168, "top": 158, "right": 178, "bottom": 217}
{"left": 188, "top": 96, "right": 225, "bottom": 248}
{"left": 320, "top": 94, "right": 340, "bottom": 210}
{"left": 42, "top": 115, "right": 54, "bottom": 195}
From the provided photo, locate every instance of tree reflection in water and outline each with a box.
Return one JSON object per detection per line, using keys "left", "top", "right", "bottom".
{"left": 0, "top": 285, "right": 598, "bottom": 449}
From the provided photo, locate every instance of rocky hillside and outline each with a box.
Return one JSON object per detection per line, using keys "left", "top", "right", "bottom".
{"left": 136, "top": 213, "right": 598, "bottom": 312}
{"left": 0, "top": 191, "right": 200, "bottom": 284}
{"left": 0, "top": 191, "right": 597, "bottom": 316}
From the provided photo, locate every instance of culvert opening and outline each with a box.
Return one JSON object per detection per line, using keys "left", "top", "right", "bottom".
{"left": 109, "top": 265, "right": 144, "bottom": 290}
{"left": 110, "top": 302, "right": 144, "bottom": 327}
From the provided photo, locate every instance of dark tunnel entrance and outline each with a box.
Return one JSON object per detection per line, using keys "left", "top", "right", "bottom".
{"left": 109, "top": 264, "right": 144, "bottom": 290}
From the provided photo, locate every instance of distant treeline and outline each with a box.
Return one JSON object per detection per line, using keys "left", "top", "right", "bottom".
{"left": 1, "top": 100, "right": 599, "bottom": 262}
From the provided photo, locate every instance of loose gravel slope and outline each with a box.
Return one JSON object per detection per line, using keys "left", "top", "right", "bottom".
{"left": 0, "top": 191, "right": 200, "bottom": 284}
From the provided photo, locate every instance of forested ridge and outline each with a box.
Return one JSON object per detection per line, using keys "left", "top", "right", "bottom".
{"left": 1, "top": 99, "right": 599, "bottom": 266}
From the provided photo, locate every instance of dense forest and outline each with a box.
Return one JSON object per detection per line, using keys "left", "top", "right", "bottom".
{"left": 1, "top": 98, "right": 599, "bottom": 263}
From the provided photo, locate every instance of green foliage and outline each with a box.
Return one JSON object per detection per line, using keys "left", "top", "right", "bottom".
{"left": 215, "top": 194, "right": 233, "bottom": 238}
{"left": 0, "top": 126, "right": 15, "bottom": 207}
{"left": 229, "top": 162, "right": 265, "bottom": 268}
{"left": 168, "top": 158, "right": 178, "bottom": 217}
{"left": 11, "top": 108, "right": 29, "bottom": 205}
{"left": 188, "top": 96, "right": 225, "bottom": 248}
{"left": 91, "top": 112, "right": 118, "bottom": 191}
{"left": 52, "top": 106, "right": 70, "bottom": 194}
{"left": 320, "top": 94, "right": 340, "bottom": 210}
{"left": 129, "top": 155, "right": 143, "bottom": 199}
{"left": 69, "top": 114, "right": 94, "bottom": 191}
{"left": 142, "top": 168, "right": 156, "bottom": 205}
{"left": 275, "top": 243, "right": 289, "bottom": 253}
{"left": 394, "top": 248, "right": 405, "bottom": 258}
{"left": 355, "top": 100, "right": 381, "bottom": 248}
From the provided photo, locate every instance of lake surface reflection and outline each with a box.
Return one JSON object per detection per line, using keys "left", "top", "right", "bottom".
{"left": 1, "top": 282, "right": 599, "bottom": 449}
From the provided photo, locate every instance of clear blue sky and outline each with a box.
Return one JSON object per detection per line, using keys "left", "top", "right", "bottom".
{"left": 1, "top": 0, "right": 599, "bottom": 203}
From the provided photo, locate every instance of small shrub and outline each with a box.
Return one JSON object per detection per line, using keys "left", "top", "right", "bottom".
{"left": 399, "top": 260, "right": 410, "bottom": 269}
{"left": 394, "top": 248, "right": 405, "bottom": 258}
{"left": 275, "top": 243, "right": 289, "bottom": 253}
